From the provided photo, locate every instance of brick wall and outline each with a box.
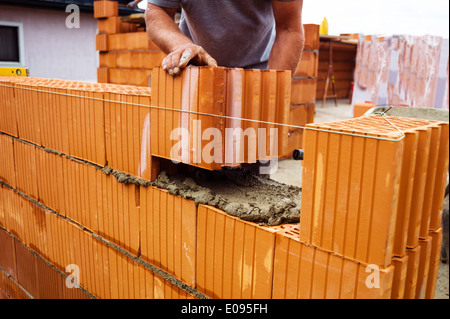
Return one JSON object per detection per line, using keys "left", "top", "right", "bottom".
{"left": 1, "top": 66, "right": 448, "bottom": 299}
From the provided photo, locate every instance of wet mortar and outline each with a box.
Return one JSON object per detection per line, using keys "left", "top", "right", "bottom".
{"left": 105, "top": 167, "right": 301, "bottom": 226}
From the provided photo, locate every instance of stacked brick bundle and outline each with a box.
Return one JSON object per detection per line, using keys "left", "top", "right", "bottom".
{"left": 288, "top": 24, "right": 319, "bottom": 151}
{"left": 94, "top": 0, "right": 166, "bottom": 86}
{"left": 1, "top": 75, "right": 447, "bottom": 299}
{"left": 352, "top": 34, "right": 449, "bottom": 109}
{"left": 316, "top": 38, "right": 357, "bottom": 101}
{"left": 300, "top": 116, "right": 449, "bottom": 299}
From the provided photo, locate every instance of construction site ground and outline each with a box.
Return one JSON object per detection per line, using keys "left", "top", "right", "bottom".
{"left": 271, "top": 99, "right": 450, "bottom": 299}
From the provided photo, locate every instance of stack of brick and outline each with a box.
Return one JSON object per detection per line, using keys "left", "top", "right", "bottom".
{"left": 288, "top": 24, "right": 319, "bottom": 151}
{"left": 316, "top": 38, "right": 357, "bottom": 101}
{"left": 300, "top": 116, "right": 449, "bottom": 299}
{"left": 94, "top": 0, "right": 166, "bottom": 87}
{"left": 1, "top": 75, "right": 447, "bottom": 299}
{"left": 94, "top": 15, "right": 319, "bottom": 152}
{"left": 352, "top": 34, "right": 449, "bottom": 109}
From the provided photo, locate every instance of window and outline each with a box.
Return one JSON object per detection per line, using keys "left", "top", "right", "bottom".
{"left": 0, "top": 21, "right": 25, "bottom": 66}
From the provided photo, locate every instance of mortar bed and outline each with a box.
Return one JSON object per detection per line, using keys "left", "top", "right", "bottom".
{"left": 107, "top": 167, "right": 301, "bottom": 226}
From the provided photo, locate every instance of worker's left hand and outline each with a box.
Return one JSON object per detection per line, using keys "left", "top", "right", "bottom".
{"left": 162, "top": 43, "right": 217, "bottom": 76}
{"left": 127, "top": 1, "right": 139, "bottom": 9}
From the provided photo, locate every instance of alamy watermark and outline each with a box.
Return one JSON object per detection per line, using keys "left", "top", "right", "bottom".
{"left": 65, "top": 264, "right": 80, "bottom": 289}
{"left": 166, "top": 120, "right": 279, "bottom": 175}
{"left": 365, "top": 264, "right": 380, "bottom": 289}
{"left": 65, "top": 4, "right": 80, "bottom": 29}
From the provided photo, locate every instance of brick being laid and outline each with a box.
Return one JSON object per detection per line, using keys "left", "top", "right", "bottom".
{"left": 93, "top": 0, "right": 118, "bottom": 19}
{"left": 150, "top": 66, "right": 292, "bottom": 171}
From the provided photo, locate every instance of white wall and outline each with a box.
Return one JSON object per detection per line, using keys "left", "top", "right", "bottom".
{"left": 0, "top": 4, "right": 98, "bottom": 82}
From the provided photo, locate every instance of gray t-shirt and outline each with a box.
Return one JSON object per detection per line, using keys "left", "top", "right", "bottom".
{"left": 148, "top": 0, "right": 292, "bottom": 69}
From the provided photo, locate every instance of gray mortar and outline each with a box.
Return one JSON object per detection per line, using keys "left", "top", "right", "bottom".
{"left": 103, "top": 167, "right": 302, "bottom": 226}
{"left": 149, "top": 169, "right": 301, "bottom": 226}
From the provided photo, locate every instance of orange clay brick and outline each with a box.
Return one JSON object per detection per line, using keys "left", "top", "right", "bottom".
{"left": 390, "top": 255, "right": 409, "bottom": 299}
{"left": 276, "top": 71, "right": 291, "bottom": 158}
{"left": 197, "top": 205, "right": 277, "bottom": 299}
{"left": 95, "top": 33, "right": 108, "bottom": 52}
{"left": 403, "top": 245, "right": 421, "bottom": 299}
{"left": 290, "top": 78, "right": 317, "bottom": 105}
{"left": 97, "top": 68, "right": 110, "bottom": 84}
{"left": 150, "top": 66, "right": 292, "bottom": 170}
{"left": 415, "top": 236, "right": 432, "bottom": 299}
{"left": 93, "top": 0, "right": 118, "bottom": 19}
{"left": 303, "top": 24, "right": 320, "bottom": 51}
{"left": 429, "top": 123, "right": 449, "bottom": 230}
{"left": 0, "top": 228, "right": 18, "bottom": 281}
{"left": 295, "top": 50, "right": 318, "bottom": 78}
{"left": 97, "top": 16, "right": 135, "bottom": 34}
{"left": 0, "top": 78, "right": 18, "bottom": 136}
{"left": 0, "top": 134, "right": 16, "bottom": 188}
{"left": 13, "top": 139, "right": 39, "bottom": 201}
{"left": 272, "top": 224, "right": 394, "bottom": 299}
{"left": 406, "top": 127, "right": 431, "bottom": 248}
{"left": 418, "top": 125, "right": 441, "bottom": 238}
{"left": 352, "top": 102, "right": 375, "bottom": 118}
{"left": 140, "top": 186, "right": 197, "bottom": 287}
{"left": 242, "top": 69, "right": 261, "bottom": 163}
{"left": 425, "top": 228, "right": 443, "bottom": 299}
{"left": 287, "top": 130, "right": 303, "bottom": 155}
{"left": 392, "top": 131, "right": 418, "bottom": 257}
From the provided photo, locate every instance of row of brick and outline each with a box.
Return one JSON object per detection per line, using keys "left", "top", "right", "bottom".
{"left": 98, "top": 67, "right": 153, "bottom": 87}
{"left": 0, "top": 76, "right": 155, "bottom": 179}
{"left": 1, "top": 178, "right": 403, "bottom": 299}
{"left": 0, "top": 229, "right": 90, "bottom": 299}
{"left": 0, "top": 136, "right": 141, "bottom": 256}
{"left": 99, "top": 51, "right": 166, "bottom": 70}
{"left": 0, "top": 72, "right": 314, "bottom": 176}
{"left": 2, "top": 119, "right": 445, "bottom": 299}
{"left": 0, "top": 220, "right": 194, "bottom": 299}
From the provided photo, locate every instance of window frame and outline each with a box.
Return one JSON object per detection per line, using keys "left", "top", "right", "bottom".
{"left": 0, "top": 21, "right": 26, "bottom": 67}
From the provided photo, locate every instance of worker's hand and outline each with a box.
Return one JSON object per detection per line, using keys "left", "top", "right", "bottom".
{"left": 162, "top": 44, "right": 217, "bottom": 76}
{"left": 127, "top": 0, "right": 139, "bottom": 9}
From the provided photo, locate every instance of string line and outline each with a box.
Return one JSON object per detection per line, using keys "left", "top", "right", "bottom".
{"left": 0, "top": 82, "right": 405, "bottom": 142}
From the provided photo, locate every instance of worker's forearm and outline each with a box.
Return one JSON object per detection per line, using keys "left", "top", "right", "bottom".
{"left": 145, "top": 4, "right": 192, "bottom": 55}
{"left": 268, "top": 30, "right": 304, "bottom": 75}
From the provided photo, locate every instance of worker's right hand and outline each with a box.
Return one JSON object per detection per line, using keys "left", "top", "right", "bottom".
{"left": 162, "top": 44, "right": 217, "bottom": 76}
